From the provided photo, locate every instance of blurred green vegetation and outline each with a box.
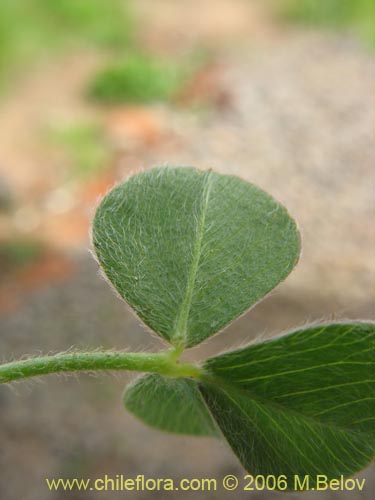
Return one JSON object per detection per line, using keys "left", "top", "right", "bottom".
{"left": 0, "top": 0, "right": 194, "bottom": 106}
{"left": 88, "top": 53, "right": 188, "bottom": 104}
{"left": 49, "top": 123, "right": 109, "bottom": 179}
{"left": 280, "top": 0, "right": 375, "bottom": 46}
{"left": 0, "top": 238, "right": 43, "bottom": 272}
{"left": 0, "top": 0, "right": 133, "bottom": 87}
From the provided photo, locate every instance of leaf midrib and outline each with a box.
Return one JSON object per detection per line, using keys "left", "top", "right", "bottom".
{"left": 173, "top": 170, "right": 213, "bottom": 345}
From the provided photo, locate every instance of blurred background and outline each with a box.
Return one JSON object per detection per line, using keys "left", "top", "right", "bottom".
{"left": 0, "top": 1, "right": 374, "bottom": 499}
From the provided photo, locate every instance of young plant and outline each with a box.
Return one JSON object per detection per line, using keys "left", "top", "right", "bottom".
{"left": 0, "top": 167, "right": 374, "bottom": 491}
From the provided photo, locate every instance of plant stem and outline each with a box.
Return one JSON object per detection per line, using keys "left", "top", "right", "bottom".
{"left": 0, "top": 351, "right": 203, "bottom": 385}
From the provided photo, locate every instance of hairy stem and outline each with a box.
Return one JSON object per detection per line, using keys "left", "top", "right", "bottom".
{"left": 0, "top": 351, "right": 203, "bottom": 385}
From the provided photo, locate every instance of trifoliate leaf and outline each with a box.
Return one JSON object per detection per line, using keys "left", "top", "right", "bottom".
{"left": 93, "top": 166, "right": 300, "bottom": 347}
{"left": 199, "top": 322, "right": 375, "bottom": 490}
{"left": 124, "top": 373, "right": 218, "bottom": 436}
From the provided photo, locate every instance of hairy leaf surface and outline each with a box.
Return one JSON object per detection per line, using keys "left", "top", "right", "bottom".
{"left": 124, "top": 373, "right": 217, "bottom": 436}
{"left": 93, "top": 167, "right": 300, "bottom": 347}
{"left": 200, "top": 322, "right": 375, "bottom": 489}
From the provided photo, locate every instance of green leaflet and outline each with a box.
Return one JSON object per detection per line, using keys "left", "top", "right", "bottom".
{"left": 93, "top": 167, "right": 300, "bottom": 347}
{"left": 93, "top": 167, "right": 373, "bottom": 485}
{"left": 199, "top": 322, "right": 375, "bottom": 490}
{"left": 124, "top": 373, "right": 218, "bottom": 436}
